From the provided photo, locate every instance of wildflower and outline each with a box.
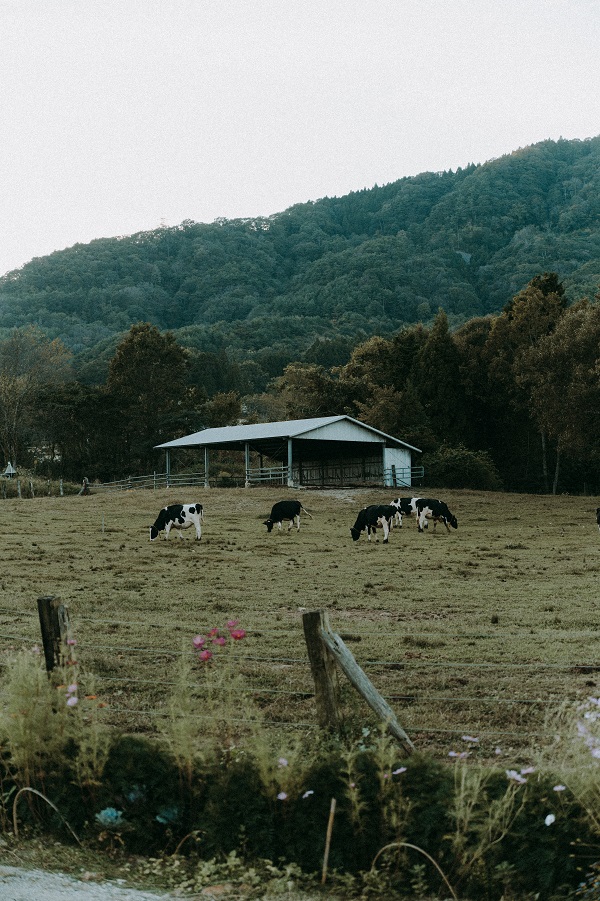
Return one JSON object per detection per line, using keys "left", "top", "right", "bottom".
{"left": 520, "top": 766, "right": 536, "bottom": 775}
{"left": 392, "top": 767, "right": 407, "bottom": 775}
{"left": 545, "top": 813, "right": 556, "bottom": 826}
{"left": 553, "top": 784, "right": 566, "bottom": 792}
{"left": 32, "top": 645, "right": 40, "bottom": 654}
{"left": 495, "top": 747, "right": 502, "bottom": 755}
{"left": 230, "top": 628, "right": 246, "bottom": 641}
{"left": 278, "top": 757, "right": 288, "bottom": 767}
{"left": 208, "top": 628, "right": 220, "bottom": 637}
{"left": 227, "top": 619, "right": 239, "bottom": 628}
{"left": 277, "top": 792, "right": 288, "bottom": 800}
{"left": 462, "top": 735, "right": 479, "bottom": 743}
{"left": 156, "top": 805, "right": 180, "bottom": 825}
{"left": 212, "top": 636, "right": 226, "bottom": 646}
{"left": 506, "top": 769, "right": 527, "bottom": 784}
{"left": 192, "top": 635, "right": 206, "bottom": 649}
{"left": 66, "top": 696, "right": 78, "bottom": 707}
{"left": 199, "top": 649, "right": 213, "bottom": 662}
{"left": 66, "top": 638, "right": 77, "bottom": 646}
{"left": 95, "top": 807, "right": 124, "bottom": 828}
{"left": 448, "top": 751, "right": 470, "bottom": 759}
{"left": 67, "top": 683, "right": 78, "bottom": 694}
{"left": 302, "top": 790, "right": 314, "bottom": 799}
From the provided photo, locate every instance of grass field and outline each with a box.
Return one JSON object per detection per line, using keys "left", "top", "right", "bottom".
{"left": 1, "top": 485, "right": 599, "bottom": 766}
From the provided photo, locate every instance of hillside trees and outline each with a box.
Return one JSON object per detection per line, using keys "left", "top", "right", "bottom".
{"left": 0, "top": 327, "right": 73, "bottom": 467}
{"left": 105, "top": 323, "right": 204, "bottom": 474}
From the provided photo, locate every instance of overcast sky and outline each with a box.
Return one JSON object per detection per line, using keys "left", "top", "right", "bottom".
{"left": 0, "top": 0, "right": 598, "bottom": 278}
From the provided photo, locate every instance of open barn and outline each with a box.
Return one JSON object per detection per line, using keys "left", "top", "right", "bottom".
{"left": 156, "top": 415, "right": 422, "bottom": 489}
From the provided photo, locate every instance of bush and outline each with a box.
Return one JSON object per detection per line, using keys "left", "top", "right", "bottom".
{"left": 424, "top": 443, "right": 503, "bottom": 490}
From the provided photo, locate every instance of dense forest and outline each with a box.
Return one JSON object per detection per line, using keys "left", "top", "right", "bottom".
{"left": 0, "top": 137, "right": 599, "bottom": 493}
{"left": 1, "top": 136, "right": 599, "bottom": 390}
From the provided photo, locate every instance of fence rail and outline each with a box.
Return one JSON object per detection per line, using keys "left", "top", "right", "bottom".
{"left": 92, "top": 471, "right": 206, "bottom": 493}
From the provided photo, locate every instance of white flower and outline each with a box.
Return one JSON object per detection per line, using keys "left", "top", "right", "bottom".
{"left": 553, "top": 784, "right": 566, "bottom": 792}
{"left": 544, "top": 814, "right": 556, "bottom": 826}
{"left": 520, "top": 766, "right": 536, "bottom": 775}
{"left": 506, "top": 769, "right": 527, "bottom": 784}
{"left": 461, "top": 735, "right": 479, "bottom": 743}
{"left": 278, "top": 757, "right": 288, "bottom": 767}
{"left": 302, "top": 790, "right": 314, "bottom": 799}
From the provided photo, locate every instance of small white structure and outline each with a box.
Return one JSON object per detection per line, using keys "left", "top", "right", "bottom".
{"left": 3, "top": 462, "right": 16, "bottom": 479}
{"left": 156, "top": 415, "right": 422, "bottom": 489}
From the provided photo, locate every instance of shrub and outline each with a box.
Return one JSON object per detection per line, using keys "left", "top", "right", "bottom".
{"left": 424, "top": 443, "right": 503, "bottom": 490}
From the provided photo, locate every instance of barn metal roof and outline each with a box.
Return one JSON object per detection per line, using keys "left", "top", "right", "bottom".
{"left": 156, "top": 415, "right": 421, "bottom": 452}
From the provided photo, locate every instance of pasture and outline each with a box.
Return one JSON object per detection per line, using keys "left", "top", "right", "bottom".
{"left": 1, "top": 486, "right": 599, "bottom": 765}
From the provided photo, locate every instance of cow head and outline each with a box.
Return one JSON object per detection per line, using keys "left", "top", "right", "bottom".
{"left": 149, "top": 525, "right": 160, "bottom": 541}
{"left": 350, "top": 526, "right": 361, "bottom": 541}
{"left": 263, "top": 519, "right": 274, "bottom": 532}
{"left": 448, "top": 515, "right": 458, "bottom": 530}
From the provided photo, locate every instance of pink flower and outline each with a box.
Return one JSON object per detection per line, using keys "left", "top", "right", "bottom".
{"left": 227, "top": 619, "right": 239, "bottom": 628}
{"left": 192, "top": 635, "right": 206, "bottom": 649}
{"left": 230, "top": 629, "right": 246, "bottom": 641}
{"left": 66, "top": 638, "right": 77, "bottom": 646}
{"left": 212, "top": 636, "right": 226, "bottom": 646}
{"left": 199, "top": 649, "right": 213, "bottom": 662}
{"left": 208, "top": 628, "right": 220, "bottom": 637}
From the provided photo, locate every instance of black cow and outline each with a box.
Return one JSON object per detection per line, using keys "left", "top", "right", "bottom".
{"left": 264, "top": 499, "right": 313, "bottom": 532}
{"left": 415, "top": 498, "right": 458, "bottom": 533}
{"left": 390, "top": 496, "right": 421, "bottom": 527}
{"left": 596, "top": 508, "right": 600, "bottom": 532}
{"left": 350, "top": 505, "right": 396, "bottom": 543}
{"left": 150, "top": 502, "right": 204, "bottom": 541}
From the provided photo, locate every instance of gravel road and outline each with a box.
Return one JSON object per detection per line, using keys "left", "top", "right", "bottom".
{"left": 0, "top": 865, "right": 176, "bottom": 900}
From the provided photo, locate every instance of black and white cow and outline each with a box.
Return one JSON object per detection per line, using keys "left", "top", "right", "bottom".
{"left": 415, "top": 498, "right": 458, "bottom": 533}
{"left": 390, "top": 496, "right": 421, "bottom": 527}
{"left": 149, "top": 502, "right": 204, "bottom": 541}
{"left": 264, "top": 499, "right": 313, "bottom": 532}
{"left": 350, "top": 505, "right": 396, "bottom": 543}
{"left": 596, "top": 507, "right": 600, "bottom": 532}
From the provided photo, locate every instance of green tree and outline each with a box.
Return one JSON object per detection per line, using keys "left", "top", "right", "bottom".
{"left": 0, "top": 327, "right": 73, "bottom": 466}
{"left": 413, "top": 310, "right": 467, "bottom": 444}
{"left": 105, "top": 323, "right": 201, "bottom": 473}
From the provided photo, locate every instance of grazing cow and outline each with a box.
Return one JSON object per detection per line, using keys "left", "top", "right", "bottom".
{"left": 390, "top": 496, "right": 421, "bottom": 527}
{"left": 149, "top": 503, "right": 204, "bottom": 541}
{"left": 596, "top": 508, "right": 600, "bottom": 531}
{"left": 415, "top": 498, "right": 458, "bottom": 533}
{"left": 350, "top": 504, "right": 396, "bottom": 543}
{"left": 264, "top": 499, "right": 313, "bottom": 533}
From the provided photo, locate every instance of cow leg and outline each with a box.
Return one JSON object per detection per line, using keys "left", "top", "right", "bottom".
{"left": 295, "top": 515, "right": 300, "bottom": 531}
{"left": 381, "top": 518, "right": 390, "bottom": 543}
{"left": 163, "top": 523, "right": 172, "bottom": 539}
{"left": 194, "top": 522, "right": 202, "bottom": 539}
{"left": 278, "top": 521, "right": 283, "bottom": 531}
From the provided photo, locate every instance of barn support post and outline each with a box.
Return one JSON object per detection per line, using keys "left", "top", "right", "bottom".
{"left": 165, "top": 450, "right": 171, "bottom": 487}
{"left": 244, "top": 442, "right": 251, "bottom": 487}
{"left": 204, "top": 447, "right": 210, "bottom": 488}
{"left": 287, "top": 438, "right": 294, "bottom": 487}
{"left": 302, "top": 610, "right": 340, "bottom": 731}
{"left": 37, "top": 595, "right": 71, "bottom": 673}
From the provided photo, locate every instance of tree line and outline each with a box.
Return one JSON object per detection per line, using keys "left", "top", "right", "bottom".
{"left": 2, "top": 271, "right": 599, "bottom": 494}
{"left": 1, "top": 136, "right": 599, "bottom": 377}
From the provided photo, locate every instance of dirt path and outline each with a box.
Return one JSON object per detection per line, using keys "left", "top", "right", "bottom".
{"left": 0, "top": 865, "right": 175, "bottom": 900}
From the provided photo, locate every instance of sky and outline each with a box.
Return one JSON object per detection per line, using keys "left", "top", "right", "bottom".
{"left": 0, "top": 0, "right": 598, "bottom": 278}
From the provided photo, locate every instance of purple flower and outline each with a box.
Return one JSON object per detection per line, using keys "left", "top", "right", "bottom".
{"left": 277, "top": 792, "right": 287, "bottom": 801}
{"left": 192, "top": 635, "right": 206, "bottom": 649}
{"left": 66, "top": 696, "right": 78, "bottom": 707}
{"left": 506, "top": 769, "right": 527, "bottom": 784}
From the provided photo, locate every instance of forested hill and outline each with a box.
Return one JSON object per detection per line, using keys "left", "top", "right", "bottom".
{"left": 1, "top": 136, "right": 599, "bottom": 371}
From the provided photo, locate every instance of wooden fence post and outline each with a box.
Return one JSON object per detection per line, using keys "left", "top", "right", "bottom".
{"left": 319, "top": 618, "right": 415, "bottom": 754}
{"left": 37, "top": 595, "right": 70, "bottom": 673}
{"left": 302, "top": 610, "right": 340, "bottom": 731}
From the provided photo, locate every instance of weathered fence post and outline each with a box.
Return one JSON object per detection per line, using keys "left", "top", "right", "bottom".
{"left": 59, "top": 479, "right": 64, "bottom": 497}
{"left": 303, "top": 609, "right": 415, "bottom": 753}
{"left": 37, "top": 595, "right": 70, "bottom": 673}
{"left": 17, "top": 479, "right": 21, "bottom": 498}
{"left": 302, "top": 610, "right": 340, "bottom": 731}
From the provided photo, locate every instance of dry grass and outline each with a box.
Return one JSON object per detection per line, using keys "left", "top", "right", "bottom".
{"left": 1, "top": 485, "right": 599, "bottom": 764}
